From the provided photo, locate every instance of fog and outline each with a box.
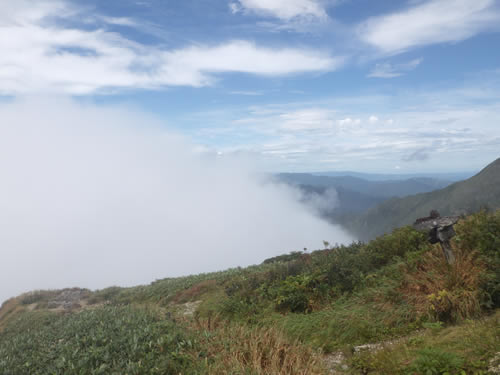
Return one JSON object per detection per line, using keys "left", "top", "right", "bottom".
{"left": 301, "top": 187, "right": 339, "bottom": 216}
{"left": 0, "top": 98, "right": 353, "bottom": 304}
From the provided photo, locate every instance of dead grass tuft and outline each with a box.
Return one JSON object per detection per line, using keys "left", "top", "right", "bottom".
{"left": 401, "top": 243, "right": 484, "bottom": 322}
{"left": 192, "top": 315, "right": 326, "bottom": 374}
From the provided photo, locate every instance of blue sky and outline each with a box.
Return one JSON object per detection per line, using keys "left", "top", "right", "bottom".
{"left": 2, "top": 0, "right": 500, "bottom": 172}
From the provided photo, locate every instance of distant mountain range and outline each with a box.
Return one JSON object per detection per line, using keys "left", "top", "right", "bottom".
{"left": 310, "top": 171, "right": 474, "bottom": 182}
{"left": 345, "top": 158, "right": 500, "bottom": 241}
{"left": 276, "top": 172, "right": 457, "bottom": 219}
{"left": 277, "top": 173, "right": 454, "bottom": 199}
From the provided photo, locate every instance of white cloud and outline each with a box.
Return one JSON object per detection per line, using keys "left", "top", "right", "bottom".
{"left": 368, "top": 58, "right": 423, "bottom": 78}
{"left": 279, "top": 108, "right": 336, "bottom": 130}
{"left": 229, "top": 0, "right": 328, "bottom": 21}
{"left": 0, "top": 97, "right": 353, "bottom": 304}
{"left": 229, "top": 2, "right": 242, "bottom": 13}
{"left": 358, "top": 0, "right": 500, "bottom": 54}
{"left": 0, "top": 0, "right": 341, "bottom": 95}
{"left": 207, "top": 92, "right": 500, "bottom": 171}
{"left": 338, "top": 117, "right": 361, "bottom": 126}
{"left": 97, "top": 16, "right": 137, "bottom": 26}
{"left": 160, "top": 41, "right": 341, "bottom": 84}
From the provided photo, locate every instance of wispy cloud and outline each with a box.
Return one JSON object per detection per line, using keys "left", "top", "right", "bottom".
{"left": 0, "top": 0, "right": 342, "bottom": 95}
{"left": 402, "top": 147, "right": 432, "bottom": 162}
{"left": 229, "top": 90, "right": 264, "bottom": 96}
{"left": 278, "top": 108, "right": 337, "bottom": 131}
{"left": 368, "top": 58, "right": 423, "bottom": 78}
{"left": 228, "top": 0, "right": 334, "bottom": 32}
{"left": 358, "top": 0, "right": 500, "bottom": 54}
{"left": 229, "top": 0, "right": 328, "bottom": 21}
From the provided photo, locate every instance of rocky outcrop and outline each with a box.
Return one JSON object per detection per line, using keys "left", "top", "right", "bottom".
{"left": 47, "top": 288, "right": 89, "bottom": 310}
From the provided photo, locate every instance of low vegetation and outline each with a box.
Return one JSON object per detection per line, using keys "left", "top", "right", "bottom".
{"left": 0, "top": 210, "right": 498, "bottom": 374}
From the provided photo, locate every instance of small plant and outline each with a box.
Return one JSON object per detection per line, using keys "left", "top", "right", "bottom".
{"left": 422, "top": 321, "right": 444, "bottom": 334}
{"left": 406, "top": 347, "right": 466, "bottom": 375}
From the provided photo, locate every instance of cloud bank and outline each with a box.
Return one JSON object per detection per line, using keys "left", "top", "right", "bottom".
{"left": 0, "top": 98, "right": 353, "bottom": 304}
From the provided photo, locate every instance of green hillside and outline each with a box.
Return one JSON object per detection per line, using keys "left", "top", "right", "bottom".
{"left": 347, "top": 158, "right": 500, "bottom": 241}
{"left": 1, "top": 210, "right": 499, "bottom": 374}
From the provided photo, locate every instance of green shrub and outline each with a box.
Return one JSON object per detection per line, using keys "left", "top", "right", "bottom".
{"left": 87, "top": 286, "right": 122, "bottom": 305}
{"left": 363, "top": 226, "right": 428, "bottom": 269}
{"left": 325, "top": 243, "right": 366, "bottom": 293}
{"left": 270, "top": 273, "right": 330, "bottom": 313}
{"left": 263, "top": 251, "right": 304, "bottom": 264}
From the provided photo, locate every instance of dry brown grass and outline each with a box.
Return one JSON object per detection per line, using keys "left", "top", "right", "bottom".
{"left": 192, "top": 315, "right": 326, "bottom": 374}
{"left": 0, "top": 297, "right": 25, "bottom": 332}
{"left": 401, "top": 242, "right": 484, "bottom": 322}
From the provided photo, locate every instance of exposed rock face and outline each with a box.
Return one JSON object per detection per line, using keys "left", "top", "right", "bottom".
{"left": 413, "top": 211, "right": 460, "bottom": 264}
{"left": 47, "top": 288, "right": 88, "bottom": 310}
{"left": 489, "top": 352, "right": 500, "bottom": 374}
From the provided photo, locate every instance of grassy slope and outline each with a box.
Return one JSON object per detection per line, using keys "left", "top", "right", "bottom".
{"left": 348, "top": 158, "right": 500, "bottom": 241}
{"left": 0, "top": 211, "right": 499, "bottom": 374}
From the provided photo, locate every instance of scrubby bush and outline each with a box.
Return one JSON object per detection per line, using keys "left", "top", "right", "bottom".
{"left": 271, "top": 274, "right": 330, "bottom": 313}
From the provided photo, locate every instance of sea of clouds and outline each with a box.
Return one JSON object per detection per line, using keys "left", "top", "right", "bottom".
{"left": 0, "top": 98, "right": 353, "bottom": 304}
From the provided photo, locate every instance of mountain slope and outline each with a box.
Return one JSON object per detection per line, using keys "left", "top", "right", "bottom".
{"left": 1, "top": 210, "right": 499, "bottom": 374}
{"left": 347, "top": 158, "right": 500, "bottom": 241}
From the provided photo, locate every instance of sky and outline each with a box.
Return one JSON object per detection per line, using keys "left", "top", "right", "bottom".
{"left": 1, "top": 0, "right": 500, "bottom": 303}
{"left": 1, "top": 0, "right": 499, "bottom": 172}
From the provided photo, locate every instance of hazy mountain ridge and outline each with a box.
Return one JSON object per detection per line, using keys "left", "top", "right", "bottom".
{"left": 311, "top": 170, "right": 474, "bottom": 182}
{"left": 277, "top": 172, "right": 456, "bottom": 221}
{"left": 277, "top": 173, "right": 454, "bottom": 199}
{"left": 346, "top": 158, "right": 500, "bottom": 241}
{"left": 296, "top": 184, "right": 386, "bottom": 216}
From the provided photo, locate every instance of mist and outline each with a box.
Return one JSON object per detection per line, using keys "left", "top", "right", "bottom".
{"left": 0, "top": 98, "right": 353, "bottom": 304}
